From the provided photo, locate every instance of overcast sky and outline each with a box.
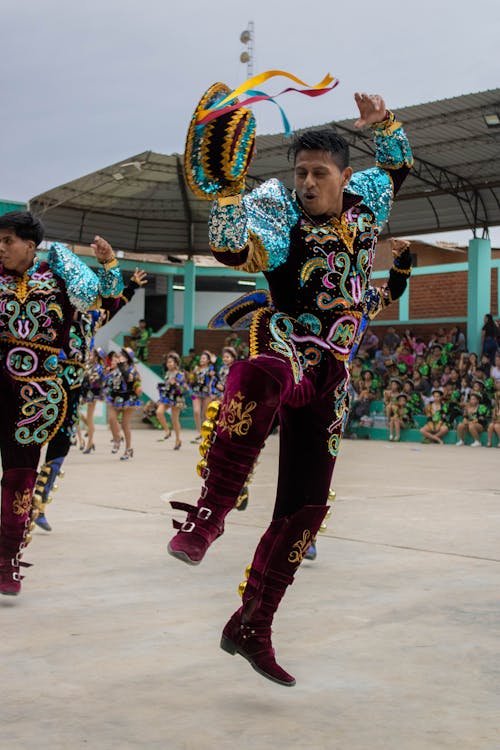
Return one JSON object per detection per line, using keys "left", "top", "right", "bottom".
{"left": 1, "top": 0, "right": 499, "bottom": 242}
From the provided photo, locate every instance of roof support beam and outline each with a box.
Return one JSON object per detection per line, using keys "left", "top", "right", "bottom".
{"left": 331, "top": 122, "right": 490, "bottom": 234}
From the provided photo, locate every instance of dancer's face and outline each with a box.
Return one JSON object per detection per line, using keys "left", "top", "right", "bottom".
{"left": 0, "top": 229, "right": 36, "bottom": 273}
{"left": 294, "top": 150, "right": 352, "bottom": 219}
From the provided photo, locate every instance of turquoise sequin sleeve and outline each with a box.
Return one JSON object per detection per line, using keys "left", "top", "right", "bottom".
{"left": 96, "top": 263, "right": 124, "bottom": 298}
{"left": 209, "top": 179, "right": 299, "bottom": 271}
{"left": 209, "top": 201, "right": 249, "bottom": 250}
{"left": 346, "top": 111, "right": 413, "bottom": 230}
{"left": 347, "top": 167, "right": 394, "bottom": 229}
{"left": 47, "top": 243, "right": 100, "bottom": 311}
{"left": 372, "top": 112, "right": 413, "bottom": 171}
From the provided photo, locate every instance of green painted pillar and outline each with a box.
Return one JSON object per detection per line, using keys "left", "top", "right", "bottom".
{"left": 166, "top": 275, "right": 175, "bottom": 326}
{"left": 183, "top": 260, "right": 196, "bottom": 355}
{"left": 467, "top": 237, "right": 491, "bottom": 355}
{"left": 398, "top": 284, "right": 409, "bottom": 322}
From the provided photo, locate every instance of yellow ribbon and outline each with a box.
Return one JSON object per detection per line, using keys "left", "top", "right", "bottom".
{"left": 198, "top": 70, "right": 335, "bottom": 119}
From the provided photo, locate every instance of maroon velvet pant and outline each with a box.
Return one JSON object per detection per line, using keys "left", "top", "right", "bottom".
{"left": 218, "top": 353, "right": 348, "bottom": 519}
{"left": 0, "top": 379, "right": 42, "bottom": 561}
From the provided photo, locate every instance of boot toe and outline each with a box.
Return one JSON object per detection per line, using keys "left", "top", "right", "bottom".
{"left": 167, "top": 537, "right": 204, "bottom": 565}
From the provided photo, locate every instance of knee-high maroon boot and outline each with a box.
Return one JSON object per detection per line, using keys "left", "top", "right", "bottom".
{"left": 168, "top": 361, "right": 281, "bottom": 565}
{"left": 0, "top": 468, "right": 38, "bottom": 596}
{"left": 220, "top": 504, "right": 328, "bottom": 686}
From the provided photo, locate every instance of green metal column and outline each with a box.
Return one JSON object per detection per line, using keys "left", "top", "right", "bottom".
{"left": 398, "top": 284, "right": 410, "bottom": 322}
{"left": 467, "top": 237, "right": 491, "bottom": 355}
{"left": 166, "top": 275, "right": 175, "bottom": 326}
{"left": 182, "top": 260, "right": 196, "bottom": 355}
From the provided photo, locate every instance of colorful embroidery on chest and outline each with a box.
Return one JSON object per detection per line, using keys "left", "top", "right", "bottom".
{"left": 299, "top": 243, "right": 370, "bottom": 312}
{"left": 0, "top": 298, "right": 63, "bottom": 343}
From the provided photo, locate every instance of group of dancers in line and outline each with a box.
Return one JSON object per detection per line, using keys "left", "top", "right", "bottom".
{"left": 34, "top": 335, "right": 245, "bottom": 531}
{"left": 155, "top": 346, "right": 242, "bottom": 447}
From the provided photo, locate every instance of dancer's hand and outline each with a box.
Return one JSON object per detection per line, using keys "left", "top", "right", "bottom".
{"left": 131, "top": 267, "right": 148, "bottom": 286}
{"left": 354, "top": 93, "right": 387, "bottom": 129}
{"left": 92, "top": 235, "right": 114, "bottom": 264}
{"left": 389, "top": 238, "right": 411, "bottom": 258}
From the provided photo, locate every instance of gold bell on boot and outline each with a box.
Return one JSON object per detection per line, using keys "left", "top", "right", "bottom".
{"left": 201, "top": 419, "right": 215, "bottom": 438}
{"left": 205, "top": 401, "right": 220, "bottom": 420}
{"left": 199, "top": 438, "right": 212, "bottom": 457}
{"left": 238, "top": 580, "right": 247, "bottom": 597}
{"left": 196, "top": 458, "right": 208, "bottom": 477}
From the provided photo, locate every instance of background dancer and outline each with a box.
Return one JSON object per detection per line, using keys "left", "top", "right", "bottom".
{"left": 168, "top": 83, "right": 413, "bottom": 685}
{"left": 0, "top": 211, "right": 123, "bottom": 595}
{"left": 106, "top": 348, "right": 142, "bottom": 460}
{"left": 156, "top": 351, "right": 188, "bottom": 450}
{"left": 190, "top": 350, "right": 217, "bottom": 442}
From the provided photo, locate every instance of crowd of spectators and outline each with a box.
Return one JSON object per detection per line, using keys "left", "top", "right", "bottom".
{"left": 348, "top": 316, "right": 500, "bottom": 447}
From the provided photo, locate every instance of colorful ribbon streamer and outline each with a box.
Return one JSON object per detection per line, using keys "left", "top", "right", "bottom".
{"left": 197, "top": 70, "right": 339, "bottom": 135}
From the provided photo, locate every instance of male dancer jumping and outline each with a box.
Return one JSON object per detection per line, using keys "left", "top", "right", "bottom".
{"left": 169, "top": 89, "right": 413, "bottom": 685}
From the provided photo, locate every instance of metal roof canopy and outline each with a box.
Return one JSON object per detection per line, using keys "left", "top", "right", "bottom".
{"left": 29, "top": 88, "right": 500, "bottom": 255}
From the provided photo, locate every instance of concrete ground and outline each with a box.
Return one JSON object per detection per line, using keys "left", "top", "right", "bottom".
{"left": 1, "top": 428, "right": 499, "bottom": 750}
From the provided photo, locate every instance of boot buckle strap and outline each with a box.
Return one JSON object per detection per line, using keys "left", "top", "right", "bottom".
{"left": 181, "top": 521, "right": 195, "bottom": 533}
{"left": 197, "top": 506, "right": 212, "bottom": 521}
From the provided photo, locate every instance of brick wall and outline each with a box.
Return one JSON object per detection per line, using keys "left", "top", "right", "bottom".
{"left": 409, "top": 271, "right": 468, "bottom": 318}
{"left": 127, "top": 328, "right": 249, "bottom": 365}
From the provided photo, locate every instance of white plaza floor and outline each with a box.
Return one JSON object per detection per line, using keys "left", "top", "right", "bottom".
{"left": 1, "top": 428, "right": 498, "bottom": 750}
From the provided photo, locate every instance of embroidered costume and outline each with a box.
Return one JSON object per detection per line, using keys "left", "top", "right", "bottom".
{"left": 0, "top": 240, "right": 123, "bottom": 594}
{"left": 105, "top": 361, "right": 142, "bottom": 407}
{"left": 158, "top": 370, "right": 188, "bottom": 409}
{"left": 190, "top": 362, "right": 217, "bottom": 399}
{"left": 168, "top": 78, "right": 413, "bottom": 686}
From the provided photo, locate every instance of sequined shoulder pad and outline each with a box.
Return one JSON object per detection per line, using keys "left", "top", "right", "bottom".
{"left": 243, "top": 179, "right": 300, "bottom": 271}
{"left": 47, "top": 243, "right": 99, "bottom": 312}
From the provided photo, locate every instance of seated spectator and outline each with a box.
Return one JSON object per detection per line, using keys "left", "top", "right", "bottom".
{"left": 350, "top": 356, "right": 364, "bottom": 393}
{"left": 448, "top": 367, "right": 460, "bottom": 389}
{"left": 388, "top": 393, "right": 412, "bottom": 442}
{"left": 401, "top": 328, "right": 416, "bottom": 352}
{"left": 397, "top": 343, "right": 415, "bottom": 374}
{"left": 427, "top": 344, "right": 445, "bottom": 376}
{"left": 360, "top": 368, "right": 382, "bottom": 400}
{"left": 449, "top": 325, "right": 466, "bottom": 354}
{"left": 414, "top": 354, "right": 430, "bottom": 379}
{"left": 412, "top": 370, "right": 431, "bottom": 400}
{"left": 420, "top": 388, "right": 449, "bottom": 445}
{"left": 359, "top": 330, "right": 379, "bottom": 359}
{"left": 441, "top": 382, "right": 462, "bottom": 429}
{"left": 382, "top": 326, "right": 400, "bottom": 353}
{"left": 467, "top": 352, "right": 479, "bottom": 379}
{"left": 413, "top": 338, "right": 427, "bottom": 357}
{"left": 456, "top": 392, "right": 489, "bottom": 447}
{"left": 486, "top": 381, "right": 500, "bottom": 447}
{"left": 383, "top": 378, "right": 401, "bottom": 421}
{"left": 374, "top": 344, "right": 392, "bottom": 376}
{"left": 403, "top": 379, "right": 423, "bottom": 418}
{"left": 350, "top": 387, "right": 373, "bottom": 424}
{"left": 440, "top": 364, "right": 452, "bottom": 387}
{"left": 490, "top": 352, "right": 500, "bottom": 383}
